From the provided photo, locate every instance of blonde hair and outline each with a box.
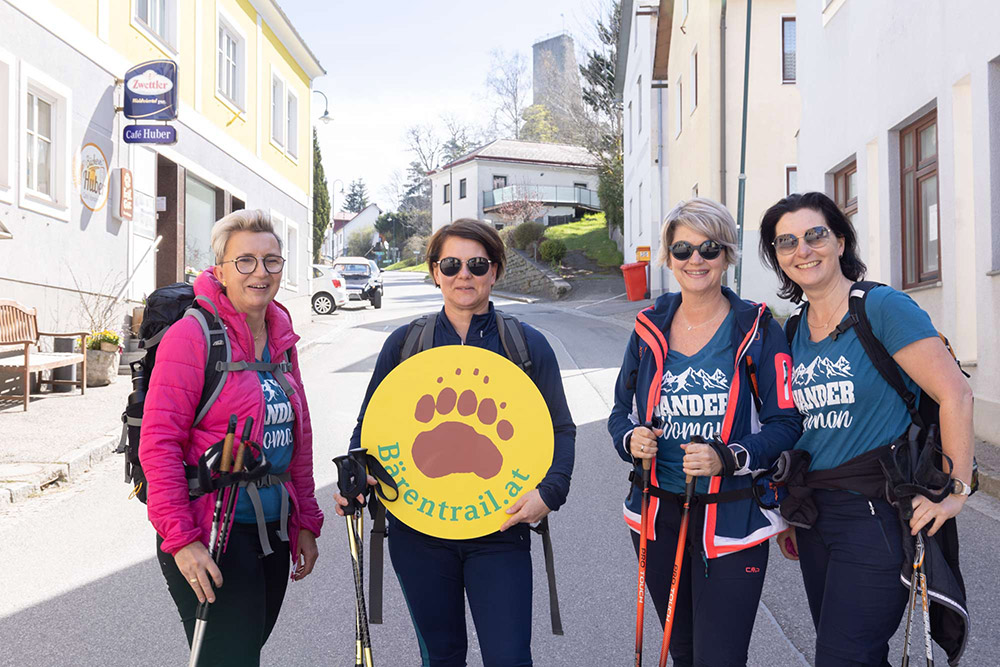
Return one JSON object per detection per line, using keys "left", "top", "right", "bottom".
{"left": 210, "top": 209, "right": 283, "bottom": 264}
{"left": 656, "top": 198, "right": 740, "bottom": 267}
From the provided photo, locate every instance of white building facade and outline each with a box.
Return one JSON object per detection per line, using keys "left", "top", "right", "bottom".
{"left": 331, "top": 203, "right": 381, "bottom": 259}
{"left": 796, "top": 0, "right": 1000, "bottom": 442}
{"left": 430, "top": 140, "right": 601, "bottom": 231}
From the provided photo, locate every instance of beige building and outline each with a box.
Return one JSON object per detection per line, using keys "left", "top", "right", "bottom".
{"left": 617, "top": 0, "right": 799, "bottom": 307}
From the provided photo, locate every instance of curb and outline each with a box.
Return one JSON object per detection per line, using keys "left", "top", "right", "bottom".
{"left": 493, "top": 290, "right": 540, "bottom": 304}
{"left": 0, "top": 433, "right": 118, "bottom": 505}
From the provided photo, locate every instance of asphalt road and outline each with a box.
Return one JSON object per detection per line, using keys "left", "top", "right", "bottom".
{"left": 1, "top": 271, "right": 998, "bottom": 666}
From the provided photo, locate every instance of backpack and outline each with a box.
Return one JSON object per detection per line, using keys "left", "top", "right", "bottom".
{"left": 400, "top": 310, "right": 532, "bottom": 373}
{"left": 118, "top": 282, "right": 293, "bottom": 503}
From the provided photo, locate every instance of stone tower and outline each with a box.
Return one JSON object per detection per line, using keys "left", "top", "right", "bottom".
{"left": 531, "top": 33, "right": 584, "bottom": 143}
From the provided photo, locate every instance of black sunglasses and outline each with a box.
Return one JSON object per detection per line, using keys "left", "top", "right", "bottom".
{"left": 436, "top": 256, "right": 492, "bottom": 277}
{"left": 220, "top": 255, "right": 286, "bottom": 274}
{"left": 772, "top": 226, "right": 832, "bottom": 255}
{"left": 668, "top": 240, "right": 723, "bottom": 261}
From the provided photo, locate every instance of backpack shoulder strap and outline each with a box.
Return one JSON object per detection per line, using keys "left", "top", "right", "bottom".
{"left": 400, "top": 313, "right": 437, "bottom": 362}
{"left": 847, "top": 281, "right": 922, "bottom": 426}
{"left": 784, "top": 303, "right": 807, "bottom": 346}
{"left": 184, "top": 299, "right": 231, "bottom": 427}
{"left": 495, "top": 311, "right": 532, "bottom": 374}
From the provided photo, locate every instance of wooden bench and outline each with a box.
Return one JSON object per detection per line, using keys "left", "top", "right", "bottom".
{"left": 0, "top": 299, "right": 88, "bottom": 411}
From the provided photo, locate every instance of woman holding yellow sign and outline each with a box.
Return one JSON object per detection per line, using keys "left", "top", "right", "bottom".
{"left": 334, "top": 218, "right": 576, "bottom": 666}
{"left": 609, "top": 199, "right": 802, "bottom": 666}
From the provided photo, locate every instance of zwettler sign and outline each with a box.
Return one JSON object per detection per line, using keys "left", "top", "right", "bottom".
{"left": 124, "top": 60, "right": 178, "bottom": 120}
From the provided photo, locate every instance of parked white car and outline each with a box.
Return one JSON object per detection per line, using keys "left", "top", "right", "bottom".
{"left": 311, "top": 264, "right": 349, "bottom": 315}
{"left": 332, "top": 256, "right": 383, "bottom": 309}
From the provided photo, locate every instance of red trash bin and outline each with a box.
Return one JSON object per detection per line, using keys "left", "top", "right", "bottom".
{"left": 621, "top": 262, "right": 649, "bottom": 301}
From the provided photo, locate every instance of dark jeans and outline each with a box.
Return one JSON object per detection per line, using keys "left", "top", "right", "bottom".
{"left": 388, "top": 519, "right": 533, "bottom": 667}
{"left": 631, "top": 500, "right": 769, "bottom": 667}
{"left": 157, "top": 521, "right": 290, "bottom": 667}
{"left": 797, "top": 489, "right": 908, "bottom": 667}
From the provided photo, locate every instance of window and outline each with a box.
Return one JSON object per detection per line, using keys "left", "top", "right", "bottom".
{"left": 286, "top": 90, "right": 298, "bottom": 159}
{"left": 459, "top": 178, "right": 467, "bottom": 199}
{"left": 628, "top": 100, "right": 633, "bottom": 153}
{"left": 690, "top": 49, "right": 698, "bottom": 112}
{"left": 833, "top": 161, "right": 856, "bottom": 221}
{"left": 493, "top": 175, "right": 507, "bottom": 189}
{"left": 271, "top": 73, "right": 285, "bottom": 147}
{"left": 674, "top": 78, "right": 683, "bottom": 137}
{"left": 637, "top": 75, "right": 642, "bottom": 133}
{"left": 900, "top": 111, "right": 940, "bottom": 288}
{"left": 286, "top": 220, "right": 299, "bottom": 287}
{"left": 0, "top": 48, "right": 13, "bottom": 204}
{"left": 185, "top": 174, "right": 219, "bottom": 273}
{"left": 786, "top": 165, "right": 799, "bottom": 196}
{"left": 782, "top": 17, "right": 797, "bottom": 83}
{"left": 216, "top": 12, "right": 245, "bottom": 109}
{"left": 638, "top": 182, "right": 643, "bottom": 233}
{"left": 574, "top": 182, "right": 587, "bottom": 189}
{"left": 133, "top": 0, "right": 177, "bottom": 52}
{"left": 443, "top": 183, "right": 451, "bottom": 204}
{"left": 19, "top": 63, "right": 71, "bottom": 220}
{"left": 682, "top": 0, "right": 689, "bottom": 21}
{"left": 692, "top": 183, "right": 699, "bottom": 198}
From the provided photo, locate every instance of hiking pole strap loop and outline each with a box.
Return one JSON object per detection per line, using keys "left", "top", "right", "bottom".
{"left": 530, "top": 517, "right": 564, "bottom": 635}
{"left": 368, "top": 499, "right": 387, "bottom": 624}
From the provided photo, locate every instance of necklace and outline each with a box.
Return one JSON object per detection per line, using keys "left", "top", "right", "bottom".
{"left": 807, "top": 289, "right": 849, "bottom": 332}
{"left": 251, "top": 320, "right": 267, "bottom": 341}
{"left": 680, "top": 301, "right": 728, "bottom": 332}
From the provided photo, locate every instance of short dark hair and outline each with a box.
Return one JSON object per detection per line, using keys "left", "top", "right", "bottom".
{"left": 758, "top": 191, "right": 867, "bottom": 303}
{"left": 426, "top": 218, "right": 506, "bottom": 286}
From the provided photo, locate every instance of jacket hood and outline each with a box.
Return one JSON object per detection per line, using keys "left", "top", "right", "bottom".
{"left": 193, "top": 269, "right": 299, "bottom": 359}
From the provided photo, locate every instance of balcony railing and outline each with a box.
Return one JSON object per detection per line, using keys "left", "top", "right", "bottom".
{"left": 482, "top": 184, "right": 601, "bottom": 210}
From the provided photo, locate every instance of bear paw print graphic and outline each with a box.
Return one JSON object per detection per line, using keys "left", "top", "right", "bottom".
{"left": 411, "top": 367, "right": 514, "bottom": 480}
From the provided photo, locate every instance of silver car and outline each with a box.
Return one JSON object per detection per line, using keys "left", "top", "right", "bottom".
{"left": 311, "top": 264, "right": 349, "bottom": 315}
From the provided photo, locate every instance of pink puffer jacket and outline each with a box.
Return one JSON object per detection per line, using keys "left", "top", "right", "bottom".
{"left": 140, "top": 270, "right": 324, "bottom": 558}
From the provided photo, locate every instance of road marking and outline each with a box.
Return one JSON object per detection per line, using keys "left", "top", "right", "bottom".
{"left": 574, "top": 292, "right": 627, "bottom": 309}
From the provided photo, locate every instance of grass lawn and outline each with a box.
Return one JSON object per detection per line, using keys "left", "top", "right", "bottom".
{"left": 543, "top": 213, "right": 624, "bottom": 269}
{"left": 384, "top": 257, "right": 419, "bottom": 270}
{"left": 398, "top": 262, "right": 429, "bottom": 273}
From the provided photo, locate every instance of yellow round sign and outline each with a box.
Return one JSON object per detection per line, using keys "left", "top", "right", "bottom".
{"left": 361, "top": 344, "right": 554, "bottom": 539}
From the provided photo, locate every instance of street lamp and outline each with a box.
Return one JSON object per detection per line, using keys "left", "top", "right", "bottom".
{"left": 313, "top": 90, "right": 333, "bottom": 124}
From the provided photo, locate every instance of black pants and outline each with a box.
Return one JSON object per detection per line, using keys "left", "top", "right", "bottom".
{"left": 157, "top": 521, "right": 290, "bottom": 667}
{"left": 388, "top": 519, "right": 533, "bottom": 667}
{"left": 631, "top": 500, "right": 769, "bottom": 667}
{"left": 797, "top": 489, "right": 908, "bottom": 667}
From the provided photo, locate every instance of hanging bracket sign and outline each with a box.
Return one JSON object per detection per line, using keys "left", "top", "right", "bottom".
{"left": 124, "top": 60, "right": 178, "bottom": 120}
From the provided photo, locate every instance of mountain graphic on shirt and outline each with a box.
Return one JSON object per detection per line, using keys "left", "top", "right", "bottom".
{"left": 662, "top": 367, "right": 728, "bottom": 394}
{"left": 792, "top": 355, "right": 853, "bottom": 387}
{"left": 261, "top": 378, "right": 280, "bottom": 402}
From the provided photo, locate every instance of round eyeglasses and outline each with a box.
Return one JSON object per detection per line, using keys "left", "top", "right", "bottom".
{"left": 668, "top": 240, "right": 723, "bottom": 261}
{"left": 220, "top": 255, "right": 286, "bottom": 274}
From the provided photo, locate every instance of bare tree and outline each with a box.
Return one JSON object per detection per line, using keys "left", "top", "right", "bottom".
{"left": 404, "top": 124, "right": 442, "bottom": 174}
{"left": 496, "top": 185, "right": 546, "bottom": 225}
{"left": 440, "top": 113, "right": 487, "bottom": 163}
{"left": 485, "top": 49, "right": 530, "bottom": 140}
{"left": 379, "top": 169, "right": 408, "bottom": 211}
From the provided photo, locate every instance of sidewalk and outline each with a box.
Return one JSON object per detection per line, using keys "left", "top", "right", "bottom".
{"left": 0, "top": 314, "right": 341, "bottom": 506}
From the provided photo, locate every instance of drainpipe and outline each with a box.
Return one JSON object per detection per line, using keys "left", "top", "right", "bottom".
{"left": 656, "top": 83, "right": 667, "bottom": 293}
{"left": 720, "top": 0, "right": 727, "bottom": 206}
{"left": 734, "top": 0, "right": 752, "bottom": 296}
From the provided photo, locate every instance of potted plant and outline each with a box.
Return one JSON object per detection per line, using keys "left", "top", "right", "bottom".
{"left": 85, "top": 329, "right": 122, "bottom": 386}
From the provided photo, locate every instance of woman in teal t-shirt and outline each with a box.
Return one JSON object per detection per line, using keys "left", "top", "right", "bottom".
{"left": 759, "top": 192, "right": 975, "bottom": 666}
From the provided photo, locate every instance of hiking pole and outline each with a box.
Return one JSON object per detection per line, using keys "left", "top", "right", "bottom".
{"left": 335, "top": 448, "right": 375, "bottom": 667}
{"left": 220, "top": 417, "right": 253, "bottom": 550}
{"left": 901, "top": 540, "right": 920, "bottom": 667}
{"left": 916, "top": 535, "right": 934, "bottom": 667}
{"left": 634, "top": 454, "right": 653, "bottom": 667}
{"left": 658, "top": 472, "right": 696, "bottom": 667}
{"left": 189, "top": 416, "right": 238, "bottom": 667}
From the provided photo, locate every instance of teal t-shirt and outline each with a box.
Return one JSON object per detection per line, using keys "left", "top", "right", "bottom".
{"left": 235, "top": 344, "right": 295, "bottom": 524}
{"left": 654, "top": 310, "right": 735, "bottom": 495}
{"left": 788, "top": 286, "right": 937, "bottom": 472}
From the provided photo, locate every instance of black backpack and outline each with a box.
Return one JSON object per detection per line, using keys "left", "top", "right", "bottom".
{"left": 400, "top": 310, "right": 532, "bottom": 373}
{"left": 118, "top": 282, "right": 293, "bottom": 503}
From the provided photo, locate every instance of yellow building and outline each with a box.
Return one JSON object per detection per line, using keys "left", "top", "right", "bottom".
{"left": 0, "top": 0, "right": 324, "bottom": 327}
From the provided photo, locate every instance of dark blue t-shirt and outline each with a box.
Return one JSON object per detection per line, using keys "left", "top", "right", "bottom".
{"left": 655, "top": 310, "right": 735, "bottom": 494}
{"left": 236, "top": 344, "right": 295, "bottom": 523}
{"left": 788, "top": 286, "right": 937, "bottom": 471}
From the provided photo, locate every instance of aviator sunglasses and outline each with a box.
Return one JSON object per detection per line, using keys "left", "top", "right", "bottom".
{"left": 436, "top": 256, "right": 493, "bottom": 277}
{"left": 772, "top": 225, "right": 833, "bottom": 255}
{"left": 668, "top": 239, "right": 723, "bottom": 261}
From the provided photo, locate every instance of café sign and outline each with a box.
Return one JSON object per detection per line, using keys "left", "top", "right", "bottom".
{"left": 124, "top": 60, "right": 178, "bottom": 120}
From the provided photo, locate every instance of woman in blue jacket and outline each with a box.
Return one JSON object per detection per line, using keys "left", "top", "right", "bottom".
{"left": 335, "top": 218, "right": 576, "bottom": 667}
{"left": 608, "top": 198, "right": 802, "bottom": 666}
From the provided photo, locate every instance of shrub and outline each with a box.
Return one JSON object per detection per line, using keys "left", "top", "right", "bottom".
{"left": 405, "top": 234, "right": 429, "bottom": 261}
{"left": 497, "top": 225, "right": 515, "bottom": 247}
{"left": 539, "top": 239, "right": 567, "bottom": 265}
{"left": 511, "top": 221, "right": 545, "bottom": 250}
{"left": 87, "top": 329, "right": 122, "bottom": 351}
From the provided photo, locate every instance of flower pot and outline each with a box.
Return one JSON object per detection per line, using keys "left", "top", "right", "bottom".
{"left": 99, "top": 341, "right": 119, "bottom": 353}
{"left": 86, "top": 348, "right": 120, "bottom": 387}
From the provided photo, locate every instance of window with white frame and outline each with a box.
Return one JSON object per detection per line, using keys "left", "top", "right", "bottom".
{"left": 19, "top": 64, "right": 71, "bottom": 220}
{"left": 673, "top": 78, "right": 683, "bottom": 137}
{"left": 217, "top": 13, "right": 245, "bottom": 109}
{"left": 286, "top": 89, "right": 298, "bottom": 159}
{"left": 627, "top": 100, "right": 633, "bottom": 153}
{"left": 637, "top": 75, "right": 642, "bottom": 133}
{"left": 0, "top": 48, "right": 14, "bottom": 204}
{"left": 638, "top": 182, "right": 643, "bottom": 236}
{"left": 782, "top": 17, "right": 797, "bottom": 84}
{"left": 682, "top": 0, "right": 690, "bottom": 22}
{"left": 271, "top": 73, "right": 285, "bottom": 147}
{"left": 690, "top": 48, "right": 698, "bottom": 112}
{"left": 133, "top": 0, "right": 177, "bottom": 52}
{"left": 286, "top": 220, "right": 299, "bottom": 287}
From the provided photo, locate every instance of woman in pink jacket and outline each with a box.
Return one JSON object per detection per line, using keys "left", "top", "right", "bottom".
{"left": 140, "top": 209, "right": 323, "bottom": 666}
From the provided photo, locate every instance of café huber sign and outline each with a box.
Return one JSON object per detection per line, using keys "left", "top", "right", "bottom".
{"left": 123, "top": 60, "right": 178, "bottom": 144}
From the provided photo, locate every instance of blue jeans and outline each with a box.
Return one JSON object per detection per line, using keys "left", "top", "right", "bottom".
{"left": 631, "top": 500, "right": 769, "bottom": 667}
{"left": 388, "top": 519, "right": 533, "bottom": 667}
{"left": 797, "top": 489, "right": 908, "bottom": 667}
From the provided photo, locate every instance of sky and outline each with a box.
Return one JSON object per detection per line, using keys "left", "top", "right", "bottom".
{"left": 279, "top": 0, "right": 606, "bottom": 213}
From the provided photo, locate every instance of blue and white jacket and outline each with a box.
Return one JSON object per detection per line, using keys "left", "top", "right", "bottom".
{"left": 607, "top": 287, "right": 802, "bottom": 558}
